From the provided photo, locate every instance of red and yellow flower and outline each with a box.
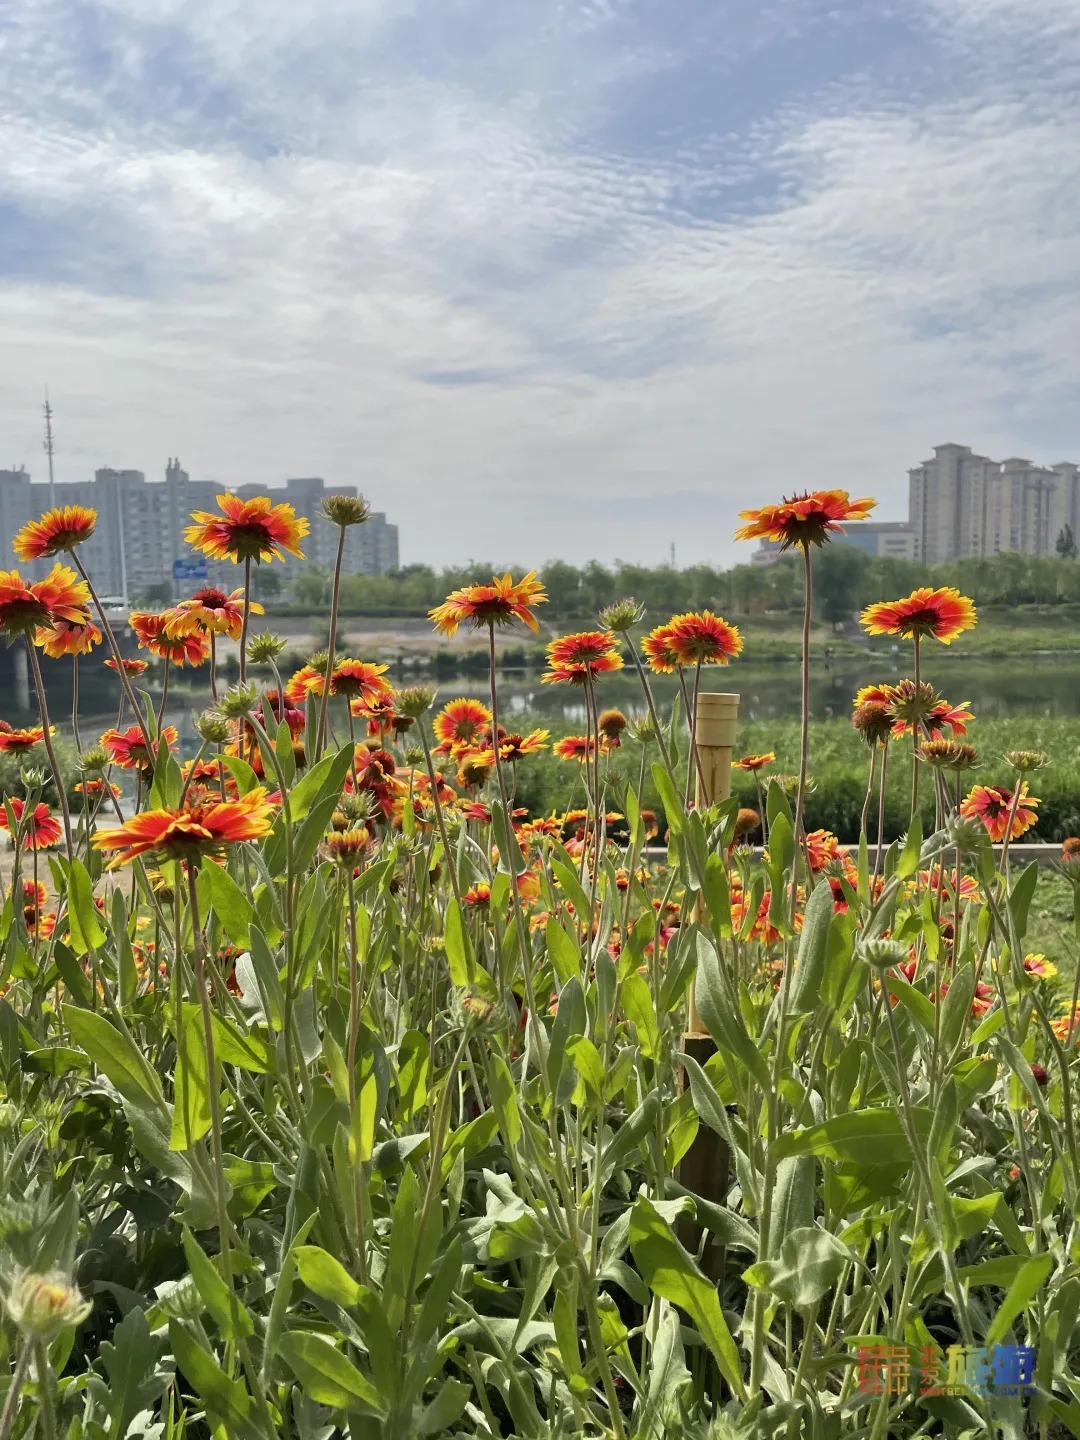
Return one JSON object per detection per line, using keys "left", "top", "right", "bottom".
{"left": 94, "top": 788, "right": 275, "bottom": 867}
{"left": 185, "top": 494, "right": 308, "bottom": 564}
{"left": 960, "top": 782, "right": 1039, "bottom": 842}
{"left": 13, "top": 505, "right": 97, "bottom": 561}
{"left": 130, "top": 611, "right": 210, "bottom": 666}
{"left": 429, "top": 572, "right": 547, "bottom": 636}
{"left": 285, "top": 665, "right": 324, "bottom": 706}
{"left": 330, "top": 660, "right": 392, "bottom": 705}
{"left": 0, "top": 798, "right": 62, "bottom": 850}
{"left": 735, "top": 490, "right": 876, "bottom": 549}
{"left": 1023, "top": 953, "right": 1057, "bottom": 980}
{"left": 165, "top": 587, "right": 262, "bottom": 640}
{"left": 861, "top": 587, "right": 977, "bottom": 645}
{"left": 0, "top": 564, "right": 91, "bottom": 637}
{"left": 101, "top": 725, "right": 180, "bottom": 770}
{"left": 642, "top": 624, "right": 681, "bottom": 673}
{"left": 733, "top": 752, "right": 775, "bottom": 772}
{"left": 35, "top": 616, "right": 103, "bottom": 658}
{"left": 666, "top": 611, "right": 743, "bottom": 665}
{"left": 0, "top": 726, "right": 50, "bottom": 754}
{"left": 105, "top": 656, "right": 149, "bottom": 676}
{"left": 498, "top": 729, "right": 549, "bottom": 761}
{"left": 433, "top": 698, "right": 493, "bottom": 754}
{"left": 543, "top": 631, "right": 623, "bottom": 685}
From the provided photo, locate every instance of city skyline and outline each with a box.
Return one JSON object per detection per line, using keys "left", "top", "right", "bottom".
{"left": 2, "top": 2, "right": 1079, "bottom": 566}
{"left": 0, "top": 458, "right": 399, "bottom": 600}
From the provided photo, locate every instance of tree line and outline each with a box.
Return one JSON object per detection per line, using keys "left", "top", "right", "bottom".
{"left": 269, "top": 545, "right": 1080, "bottom": 625}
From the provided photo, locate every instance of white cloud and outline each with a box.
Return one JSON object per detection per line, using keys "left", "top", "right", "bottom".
{"left": 0, "top": 0, "right": 1078, "bottom": 565}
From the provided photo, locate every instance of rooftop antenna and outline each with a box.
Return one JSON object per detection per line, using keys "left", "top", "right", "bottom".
{"left": 670, "top": 541, "right": 676, "bottom": 569}
{"left": 43, "top": 389, "right": 56, "bottom": 508}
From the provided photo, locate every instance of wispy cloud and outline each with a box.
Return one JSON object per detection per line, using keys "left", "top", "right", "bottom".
{"left": 1, "top": 0, "right": 1077, "bottom": 563}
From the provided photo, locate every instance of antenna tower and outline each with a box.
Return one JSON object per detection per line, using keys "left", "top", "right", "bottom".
{"left": 43, "top": 390, "right": 56, "bottom": 507}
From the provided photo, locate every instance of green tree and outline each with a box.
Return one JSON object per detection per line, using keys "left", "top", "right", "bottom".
{"left": 290, "top": 565, "right": 332, "bottom": 607}
{"left": 814, "top": 545, "right": 870, "bottom": 628}
{"left": 1056, "top": 524, "right": 1077, "bottom": 559}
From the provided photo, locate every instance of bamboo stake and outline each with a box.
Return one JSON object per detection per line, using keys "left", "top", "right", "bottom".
{"left": 679, "top": 692, "right": 738, "bottom": 1305}
{"left": 687, "top": 692, "right": 739, "bottom": 1033}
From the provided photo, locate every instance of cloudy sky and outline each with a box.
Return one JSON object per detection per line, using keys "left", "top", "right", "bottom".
{"left": 2, "top": 0, "right": 1079, "bottom": 567}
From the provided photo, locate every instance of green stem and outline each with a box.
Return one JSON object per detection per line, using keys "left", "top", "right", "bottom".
{"left": 0, "top": 1338, "right": 33, "bottom": 1440}
{"left": 316, "top": 525, "right": 347, "bottom": 759}
{"left": 25, "top": 637, "right": 73, "bottom": 859}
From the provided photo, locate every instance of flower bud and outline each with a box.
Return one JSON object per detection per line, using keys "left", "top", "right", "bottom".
{"left": 598, "top": 598, "right": 646, "bottom": 633}
{"left": 78, "top": 746, "right": 109, "bottom": 774}
{"left": 216, "top": 682, "right": 258, "bottom": 719}
{"left": 6, "top": 1270, "right": 91, "bottom": 1340}
{"left": 321, "top": 494, "right": 371, "bottom": 527}
{"left": 1006, "top": 749, "right": 1046, "bottom": 774}
{"left": 597, "top": 708, "right": 628, "bottom": 739}
{"left": 247, "top": 632, "right": 286, "bottom": 663}
{"left": 858, "top": 938, "right": 909, "bottom": 969}
{"left": 195, "top": 710, "right": 232, "bottom": 744}
{"left": 396, "top": 685, "right": 437, "bottom": 719}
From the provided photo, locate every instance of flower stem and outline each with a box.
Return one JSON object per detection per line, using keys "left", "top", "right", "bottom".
{"left": 71, "top": 654, "right": 82, "bottom": 754}
{"left": 25, "top": 637, "right": 73, "bottom": 859}
{"left": 910, "top": 632, "right": 921, "bottom": 820}
{"left": 0, "top": 1338, "right": 33, "bottom": 1440}
{"left": 239, "top": 556, "right": 252, "bottom": 686}
{"left": 72, "top": 553, "right": 153, "bottom": 754}
{"left": 316, "top": 525, "right": 347, "bottom": 759}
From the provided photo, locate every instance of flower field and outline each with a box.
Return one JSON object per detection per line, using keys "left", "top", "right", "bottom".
{"left": 1, "top": 490, "right": 1080, "bottom": 1437}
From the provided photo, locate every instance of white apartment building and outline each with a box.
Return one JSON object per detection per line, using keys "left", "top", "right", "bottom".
{"left": 908, "top": 443, "right": 1079, "bottom": 562}
{"left": 0, "top": 460, "right": 399, "bottom": 599}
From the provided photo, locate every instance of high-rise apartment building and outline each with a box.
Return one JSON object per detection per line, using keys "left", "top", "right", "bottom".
{"left": 0, "top": 460, "right": 399, "bottom": 599}
{"left": 908, "top": 443, "right": 1077, "bottom": 561}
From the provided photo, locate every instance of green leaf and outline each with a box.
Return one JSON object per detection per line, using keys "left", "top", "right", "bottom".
{"left": 692, "top": 929, "right": 770, "bottom": 1087}
{"left": 417, "top": 1379, "right": 470, "bottom": 1436}
{"left": 939, "top": 963, "right": 975, "bottom": 1053}
{"left": 1008, "top": 861, "right": 1040, "bottom": 940}
{"left": 220, "top": 753, "right": 259, "bottom": 795}
{"left": 896, "top": 816, "right": 922, "bottom": 881}
{"left": 489, "top": 1054, "right": 522, "bottom": 1144}
{"left": 622, "top": 972, "right": 661, "bottom": 1060}
{"left": 547, "top": 976, "right": 586, "bottom": 1095}
{"left": 294, "top": 1246, "right": 362, "bottom": 1307}
{"left": 170, "top": 1007, "right": 212, "bottom": 1151}
{"left": 550, "top": 858, "right": 591, "bottom": 926}
{"left": 743, "top": 1226, "right": 849, "bottom": 1307}
{"left": 182, "top": 1228, "right": 253, "bottom": 1340}
{"left": 100, "top": 1307, "right": 160, "bottom": 1440}
{"left": 651, "top": 762, "right": 684, "bottom": 837}
{"left": 277, "top": 1331, "right": 384, "bottom": 1414}
{"left": 984, "top": 1254, "right": 1052, "bottom": 1347}
{"left": 629, "top": 1196, "right": 745, "bottom": 1399}
{"left": 444, "top": 900, "right": 475, "bottom": 986}
{"left": 396, "top": 1030, "right": 430, "bottom": 1123}
{"left": 209, "top": 1010, "right": 273, "bottom": 1075}
{"left": 787, "top": 878, "right": 833, "bottom": 1015}
{"left": 168, "top": 1323, "right": 261, "bottom": 1440}
{"left": 65, "top": 857, "right": 105, "bottom": 952}
{"left": 243, "top": 929, "right": 286, "bottom": 1031}
{"left": 545, "top": 917, "right": 581, "bottom": 986}
{"left": 64, "top": 1006, "right": 163, "bottom": 1108}
{"left": 200, "top": 863, "right": 254, "bottom": 948}
{"left": 773, "top": 1107, "right": 933, "bottom": 1164}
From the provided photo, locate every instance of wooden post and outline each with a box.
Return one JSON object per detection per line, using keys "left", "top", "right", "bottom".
{"left": 679, "top": 692, "right": 738, "bottom": 1291}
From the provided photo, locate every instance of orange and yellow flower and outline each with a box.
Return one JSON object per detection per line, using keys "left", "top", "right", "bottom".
{"left": 185, "top": 494, "right": 308, "bottom": 564}
{"left": 642, "top": 624, "right": 681, "bottom": 673}
{"left": 330, "top": 660, "right": 392, "bottom": 704}
{"left": 35, "top": 616, "right": 102, "bottom": 658}
{"left": 165, "top": 587, "right": 261, "bottom": 640}
{"left": 101, "top": 725, "right": 179, "bottom": 770}
{"left": 1023, "top": 953, "right": 1057, "bottom": 980}
{"left": 891, "top": 697, "right": 973, "bottom": 741}
{"left": 429, "top": 572, "right": 547, "bottom": 636}
{"left": 735, "top": 490, "right": 876, "bottom": 549}
{"left": 105, "top": 656, "right": 149, "bottom": 676}
{"left": 94, "top": 788, "right": 274, "bottom": 867}
{"left": 0, "top": 564, "right": 90, "bottom": 637}
{"left": 498, "top": 729, "right": 549, "bottom": 761}
{"left": 733, "top": 752, "right": 775, "bottom": 772}
{"left": 285, "top": 665, "right": 324, "bottom": 706}
{"left": 961, "top": 782, "right": 1039, "bottom": 842}
{"left": 0, "top": 798, "right": 62, "bottom": 850}
{"left": 0, "top": 726, "right": 50, "bottom": 754}
{"left": 666, "top": 611, "right": 743, "bottom": 665}
{"left": 543, "top": 631, "right": 623, "bottom": 685}
{"left": 553, "top": 735, "right": 600, "bottom": 762}
{"left": 861, "top": 587, "right": 977, "bottom": 645}
{"left": 433, "top": 698, "right": 493, "bottom": 754}
{"left": 13, "top": 505, "right": 97, "bottom": 561}
{"left": 130, "top": 611, "right": 210, "bottom": 667}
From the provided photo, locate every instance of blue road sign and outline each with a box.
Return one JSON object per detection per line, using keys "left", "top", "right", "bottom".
{"left": 173, "top": 557, "right": 209, "bottom": 583}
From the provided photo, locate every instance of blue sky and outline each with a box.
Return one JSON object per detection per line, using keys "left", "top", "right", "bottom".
{"left": 2, "top": 0, "right": 1078, "bottom": 565}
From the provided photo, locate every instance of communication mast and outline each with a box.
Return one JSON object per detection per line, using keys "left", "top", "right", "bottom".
{"left": 43, "top": 389, "right": 56, "bottom": 508}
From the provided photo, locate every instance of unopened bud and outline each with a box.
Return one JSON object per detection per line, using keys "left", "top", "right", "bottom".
{"left": 6, "top": 1270, "right": 91, "bottom": 1340}
{"left": 321, "top": 494, "right": 371, "bottom": 527}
